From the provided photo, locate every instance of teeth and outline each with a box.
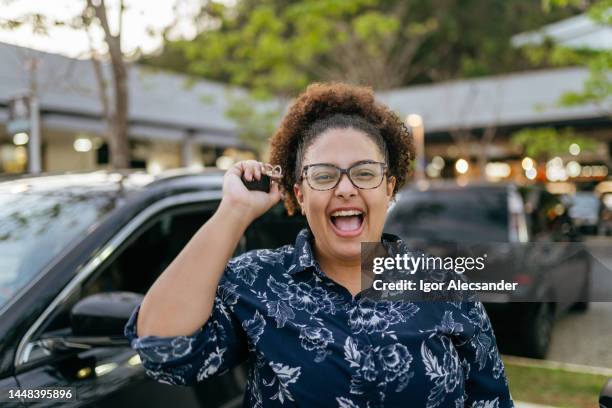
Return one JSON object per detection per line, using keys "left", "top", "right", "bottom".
{"left": 331, "top": 210, "right": 363, "bottom": 217}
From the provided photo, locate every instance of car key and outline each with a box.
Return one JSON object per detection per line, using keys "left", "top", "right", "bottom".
{"left": 242, "top": 164, "right": 282, "bottom": 192}
{"left": 243, "top": 174, "right": 271, "bottom": 192}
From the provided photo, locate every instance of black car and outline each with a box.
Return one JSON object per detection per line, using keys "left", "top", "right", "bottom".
{"left": 0, "top": 170, "right": 306, "bottom": 408}
{"left": 384, "top": 181, "right": 591, "bottom": 359}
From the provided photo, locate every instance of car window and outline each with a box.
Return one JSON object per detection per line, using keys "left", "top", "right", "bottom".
{"left": 40, "top": 203, "right": 217, "bottom": 334}
{"left": 245, "top": 203, "right": 308, "bottom": 250}
{"left": 0, "top": 190, "right": 121, "bottom": 310}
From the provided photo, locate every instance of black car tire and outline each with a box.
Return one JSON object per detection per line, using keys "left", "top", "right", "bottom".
{"left": 571, "top": 301, "right": 590, "bottom": 312}
{"left": 520, "top": 302, "right": 554, "bottom": 359}
{"left": 570, "top": 258, "right": 591, "bottom": 313}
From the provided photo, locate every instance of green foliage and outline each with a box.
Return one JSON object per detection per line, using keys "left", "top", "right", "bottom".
{"left": 540, "top": 0, "right": 612, "bottom": 114}
{"left": 166, "top": 0, "right": 420, "bottom": 95}
{"left": 224, "top": 93, "right": 282, "bottom": 153}
{"left": 521, "top": 42, "right": 598, "bottom": 67}
{"left": 137, "top": 0, "right": 579, "bottom": 154}
{"left": 511, "top": 127, "right": 598, "bottom": 159}
{"left": 542, "top": 0, "right": 584, "bottom": 12}
{"left": 559, "top": 51, "right": 612, "bottom": 109}
{"left": 588, "top": 0, "right": 612, "bottom": 25}
{"left": 142, "top": 0, "right": 576, "bottom": 95}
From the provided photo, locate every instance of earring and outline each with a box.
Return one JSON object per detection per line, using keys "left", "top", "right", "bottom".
{"left": 301, "top": 207, "right": 305, "bottom": 215}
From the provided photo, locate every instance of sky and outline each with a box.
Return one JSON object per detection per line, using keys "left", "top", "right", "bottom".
{"left": 0, "top": 0, "right": 206, "bottom": 59}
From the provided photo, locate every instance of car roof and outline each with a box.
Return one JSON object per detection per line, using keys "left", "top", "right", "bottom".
{"left": 401, "top": 180, "right": 512, "bottom": 193}
{"left": 0, "top": 168, "right": 225, "bottom": 195}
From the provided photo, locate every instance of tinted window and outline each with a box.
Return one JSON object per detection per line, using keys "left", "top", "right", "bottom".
{"left": 85, "top": 206, "right": 215, "bottom": 295}
{"left": 42, "top": 203, "right": 216, "bottom": 333}
{"left": 246, "top": 203, "right": 307, "bottom": 250}
{"left": 0, "top": 190, "right": 120, "bottom": 310}
{"left": 385, "top": 188, "right": 509, "bottom": 242}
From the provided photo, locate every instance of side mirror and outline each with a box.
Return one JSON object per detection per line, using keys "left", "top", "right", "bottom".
{"left": 71, "top": 291, "right": 143, "bottom": 336}
{"left": 40, "top": 292, "right": 143, "bottom": 352}
{"left": 601, "top": 378, "right": 612, "bottom": 408}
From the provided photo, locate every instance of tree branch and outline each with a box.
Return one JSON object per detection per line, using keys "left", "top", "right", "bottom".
{"left": 117, "top": 0, "right": 124, "bottom": 42}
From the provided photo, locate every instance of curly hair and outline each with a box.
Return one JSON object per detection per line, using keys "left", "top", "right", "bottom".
{"left": 269, "top": 82, "right": 415, "bottom": 215}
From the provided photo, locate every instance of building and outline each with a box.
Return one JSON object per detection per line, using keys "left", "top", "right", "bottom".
{"left": 380, "top": 67, "right": 612, "bottom": 182}
{"left": 511, "top": 11, "right": 612, "bottom": 50}
{"left": 0, "top": 42, "right": 254, "bottom": 175}
{"left": 1, "top": 36, "right": 611, "bottom": 184}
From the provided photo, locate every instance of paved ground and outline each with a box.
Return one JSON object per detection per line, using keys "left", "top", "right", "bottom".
{"left": 546, "top": 236, "right": 612, "bottom": 369}
{"left": 515, "top": 402, "right": 556, "bottom": 408}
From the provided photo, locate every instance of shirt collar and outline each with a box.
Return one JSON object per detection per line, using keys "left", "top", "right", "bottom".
{"left": 288, "top": 228, "right": 318, "bottom": 275}
{"left": 288, "top": 228, "right": 406, "bottom": 275}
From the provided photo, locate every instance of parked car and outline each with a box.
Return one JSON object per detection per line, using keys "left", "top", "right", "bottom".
{"left": 0, "top": 170, "right": 306, "bottom": 408}
{"left": 384, "top": 182, "right": 591, "bottom": 359}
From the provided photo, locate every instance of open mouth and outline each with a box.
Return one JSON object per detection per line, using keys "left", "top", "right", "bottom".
{"left": 329, "top": 209, "right": 365, "bottom": 236}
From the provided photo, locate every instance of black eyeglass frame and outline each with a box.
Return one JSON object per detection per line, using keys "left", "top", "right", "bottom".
{"left": 300, "top": 160, "right": 388, "bottom": 191}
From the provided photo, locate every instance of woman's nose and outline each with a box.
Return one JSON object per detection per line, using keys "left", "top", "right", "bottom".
{"left": 334, "top": 173, "right": 357, "bottom": 198}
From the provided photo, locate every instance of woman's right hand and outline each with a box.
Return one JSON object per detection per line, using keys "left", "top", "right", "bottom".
{"left": 220, "top": 160, "right": 282, "bottom": 223}
{"left": 138, "top": 160, "right": 278, "bottom": 338}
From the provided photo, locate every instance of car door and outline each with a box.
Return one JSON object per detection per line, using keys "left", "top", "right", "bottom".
{"left": 0, "top": 376, "right": 23, "bottom": 407}
{"left": 245, "top": 202, "right": 308, "bottom": 250}
{"left": 14, "top": 193, "right": 246, "bottom": 408}
{"left": 531, "top": 191, "right": 584, "bottom": 310}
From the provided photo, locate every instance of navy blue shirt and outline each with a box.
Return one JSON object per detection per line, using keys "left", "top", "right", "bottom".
{"left": 125, "top": 228, "right": 514, "bottom": 408}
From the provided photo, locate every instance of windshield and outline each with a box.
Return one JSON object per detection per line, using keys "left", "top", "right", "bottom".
{"left": 0, "top": 189, "right": 120, "bottom": 309}
{"left": 385, "top": 188, "right": 509, "bottom": 242}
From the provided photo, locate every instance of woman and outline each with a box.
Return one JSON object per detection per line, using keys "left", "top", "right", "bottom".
{"left": 125, "top": 83, "right": 514, "bottom": 407}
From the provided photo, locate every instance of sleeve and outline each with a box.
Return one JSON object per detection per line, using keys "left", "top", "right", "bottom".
{"left": 124, "top": 276, "right": 248, "bottom": 386}
{"left": 455, "top": 301, "right": 515, "bottom": 408}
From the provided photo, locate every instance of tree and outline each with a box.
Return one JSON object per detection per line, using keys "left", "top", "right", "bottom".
{"left": 537, "top": 0, "right": 612, "bottom": 115}
{"left": 224, "top": 93, "right": 284, "bottom": 155}
{"left": 144, "top": 0, "right": 575, "bottom": 93}
{"left": 557, "top": 1, "right": 612, "bottom": 115}
{"left": 84, "top": 0, "right": 130, "bottom": 169}
{"left": 143, "top": 0, "right": 439, "bottom": 97}
{"left": 509, "top": 1, "right": 611, "bottom": 161}
{"left": 511, "top": 127, "right": 597, "bottom": 161}
{"left": 140, "top": 0, "right": 575, "bottom": 153}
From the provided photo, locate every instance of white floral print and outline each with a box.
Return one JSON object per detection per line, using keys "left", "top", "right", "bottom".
{"left": 125, "top": 228, "right": 514, "bottom": 407}
{"left": 298, "top": 325, "right": 334, "bottom": 362}
{"left": 347, "top": 298, "right": 419, "bottom": 338}
{"left": 265, "top": 362, "right": 301, "bottom": 404}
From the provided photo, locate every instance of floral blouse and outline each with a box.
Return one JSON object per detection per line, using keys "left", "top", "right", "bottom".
{"left": 125, "top": 228, "right": 514, "bottom": 408}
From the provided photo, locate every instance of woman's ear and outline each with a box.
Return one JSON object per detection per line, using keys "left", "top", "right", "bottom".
{"left": 293, "top": 183, "right": 304, "bottom": 207}
{"left": 386, "top": 176, "right": 396, "bottom": 197}
{"left": 293, "top": 183, "right": 306, "bottom": 215}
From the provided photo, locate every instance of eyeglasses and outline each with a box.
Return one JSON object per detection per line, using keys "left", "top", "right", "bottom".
{"left": 300, "top": 160, "right": 387, "bottom": 191}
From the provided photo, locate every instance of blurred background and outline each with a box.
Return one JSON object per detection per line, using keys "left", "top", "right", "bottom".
{"left": 0, "top": 1, "right": 611, "bottom": 407}
{"left": 0, "top": 0, "right": 610, "bottom": 183}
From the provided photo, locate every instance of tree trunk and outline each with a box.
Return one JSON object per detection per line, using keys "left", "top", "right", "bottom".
{"left": 89, "top": 55, "right": 114, "bottom": 163}
{"left": 108, "top": 47, "right": 129, "bottom": 169}
{"left": 89, "top": 0, "right": 130, "bottom": 169}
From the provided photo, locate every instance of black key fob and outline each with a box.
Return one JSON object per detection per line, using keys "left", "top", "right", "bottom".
{"left": 243, "top": 174, "right": 271, "bottom": 192}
